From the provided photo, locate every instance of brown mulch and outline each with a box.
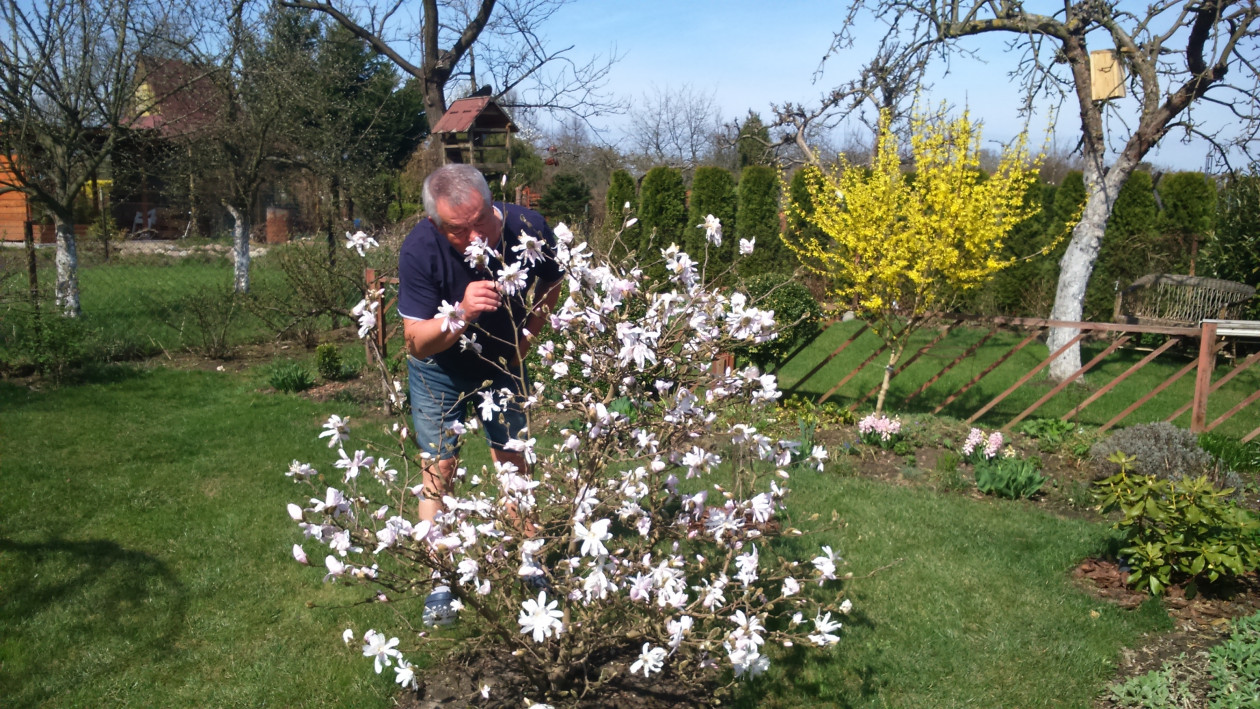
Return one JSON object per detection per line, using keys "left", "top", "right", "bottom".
{"left": 1073, "top": 557, "right": 1260, "bottom": 707}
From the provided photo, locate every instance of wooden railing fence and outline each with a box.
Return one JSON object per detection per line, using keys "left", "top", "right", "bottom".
{"left": 782, "top": 316, "right": 1260, "bottom": 442}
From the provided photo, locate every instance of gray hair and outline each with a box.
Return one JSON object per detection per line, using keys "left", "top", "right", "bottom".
{"left": 422, "top": 164, "right": 493, "bottom": 226}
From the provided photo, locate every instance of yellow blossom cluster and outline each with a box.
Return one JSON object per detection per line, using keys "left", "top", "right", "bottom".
{"left": 785, "top": 110, "right": 1042, "bottom": 321}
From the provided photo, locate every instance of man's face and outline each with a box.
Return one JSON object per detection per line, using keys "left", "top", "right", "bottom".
{"left": 434, "top": 191, "right": 501, "bottom": 253}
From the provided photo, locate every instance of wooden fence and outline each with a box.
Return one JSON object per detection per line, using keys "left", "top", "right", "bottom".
{"left": 782, "top": 315, "right": 1260, "bottom": 443}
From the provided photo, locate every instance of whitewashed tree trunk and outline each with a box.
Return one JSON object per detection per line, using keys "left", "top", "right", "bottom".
{"left": 227, "top": 204, "right": 251, "bottom": 293}
{"left": 54, "top": 218, "right": 81, "bottom": 317}
{"left": 1045, "top": 156, "right": 1138, "bottom": 381}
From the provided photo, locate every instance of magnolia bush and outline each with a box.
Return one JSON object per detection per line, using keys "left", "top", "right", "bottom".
{"left": 285, "top": 219, "right": 850, "bottom": 704}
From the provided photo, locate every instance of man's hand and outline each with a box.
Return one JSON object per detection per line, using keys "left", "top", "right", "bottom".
{"left": 462, "top": 280, "right": 501, "bottom": 321}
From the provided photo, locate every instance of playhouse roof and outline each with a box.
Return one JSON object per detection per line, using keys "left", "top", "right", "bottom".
{"left": 431, "top": 97, "right": 517, "bottom": 134}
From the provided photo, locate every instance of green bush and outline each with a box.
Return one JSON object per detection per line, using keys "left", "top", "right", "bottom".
{"left": 1, "top": 307, "right": 95, "bottom": 381}
{"left": 315, "top": 343, "right": 344, "bottom": 381}
{"left": 537, "top": 173, "right": 592, "bottom": 226}
{"left": 268, "top": 361, "right": 315, "bottom": 393}
{"left": 732, "top": 272, "right": 823, "bottom": 369}
{"left": 1093, "top": 452, "right": 1260, "bottom": 596}
{"left": 1018, "top": 418, "right": 1078, "bottom": 452}
{"left": 974, "top": 456, "right": 1046, "bottom": 499}
{"left": 1200, "top": 433, "right": 1260, "bottom": 475}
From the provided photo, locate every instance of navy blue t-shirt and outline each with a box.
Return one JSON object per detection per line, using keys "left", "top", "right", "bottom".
{"left": 397, "top": 202, "right": 563, "bottom": 379}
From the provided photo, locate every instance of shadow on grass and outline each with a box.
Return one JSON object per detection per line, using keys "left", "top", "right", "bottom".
{"left": 728, "top": 608, "right": 881, "bottom": 709}
{"left": 0, "top": 536, "right": 186, "bottom": 705}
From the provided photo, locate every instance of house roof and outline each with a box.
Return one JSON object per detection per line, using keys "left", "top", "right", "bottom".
{"left": 129, "top": 56, "right": 223, "bottom": 138}
{"left": 431, "top": 97, "right": 517, "bottom": 134}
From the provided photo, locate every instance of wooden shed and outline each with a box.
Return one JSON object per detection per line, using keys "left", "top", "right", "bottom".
{"left": 431, "top": 97, "right": 517, "bottom": 172}
{"left": 0, "top": 155, "right": 53, "bottom": 244}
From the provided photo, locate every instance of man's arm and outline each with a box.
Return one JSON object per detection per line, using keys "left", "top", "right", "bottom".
{"left": 404, "top": 280, "right": 502, "bottom": 360}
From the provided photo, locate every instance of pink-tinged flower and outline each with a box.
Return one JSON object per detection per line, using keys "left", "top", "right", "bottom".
{"left": 287, "top": 503, "right": 304, "bottom": 521}
{"left": 335, "top": 449, "right": 374, "bottom": 481}
{"left": 437, "top": 300, "right": 466, "bottom": 333}
{"left": 323, "top": 555, "right": 347, "bottom": 582}
{"left": 292, "top": 544, "right": 308, "bottom": 565}
{"left": 630, "top": 643, "right": 667, "bottom": 677}
{"left": 518, "top": 591, "right": 564, "bottom": 642}
{"left": 287, "top": 460, "right": 316, "bottom": 478}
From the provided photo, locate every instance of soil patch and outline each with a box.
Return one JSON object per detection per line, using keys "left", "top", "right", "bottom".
{"left": 396, "top": 645, "right": 717, "bottom": 709}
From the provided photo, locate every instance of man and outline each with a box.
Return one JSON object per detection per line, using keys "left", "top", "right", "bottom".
{"left": 397, "top": 164, "right": 563, "bottom": 626}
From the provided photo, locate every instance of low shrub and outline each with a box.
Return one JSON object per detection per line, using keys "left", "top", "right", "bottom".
{"left": 1090, "top": 422, "right": 1214, "bottom": 481}
{"left": 268, "top": 361, "right": 315, "bottom": 393}
{"left": 1093, "top": 452, "right": 1260, "bottom": 596}
{"left": 159, "top": 285, "right": 245, "bottom": 360}
{"left": 1018, "top": 418, "right": 1078, "bottom": 452}
{"left": 1, "top": 307, "right": 95, "bottom": 381}
{"left": 1208, "top": 610, "right": 1260, "bottom": 707}
{"left": 315, "top": 344, "right": 345, "bottom": 381}
{"left": 974, "top": 456, "right": 1045, "bottom": 499}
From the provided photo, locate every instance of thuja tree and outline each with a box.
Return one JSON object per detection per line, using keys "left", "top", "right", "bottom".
{"left": 1206, "top": 172, "right": 1260, "bottom": 317}
{"left": 1089, "top": 170, "right": 1161, "bottom": 320}
{"left": 286, "top": 225, "right": 848, "bottom": 704}
{"left": 686, "top": 166, "right": 737, "bottom": 279}
{"left": 736, "top": 165, "right": 787, "bottom": 278}
{"left": 604, "top": 169, "right": 638, "bottom": 263}
{"left": 785, "top": 111, "right": 1041, "bottom": 413}
{"left": 537, "top": 173, "right": 593, "bottom": 227}
{"left": 1158, "top": 172, "right": 1218, "bottom": 275}
{"left": 637, "top": 166, "right": 688, "bottom": 278}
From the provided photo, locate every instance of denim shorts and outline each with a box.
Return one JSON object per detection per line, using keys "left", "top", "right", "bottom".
{"left": 408, "top": 355, "right": 528, "bottom": 461}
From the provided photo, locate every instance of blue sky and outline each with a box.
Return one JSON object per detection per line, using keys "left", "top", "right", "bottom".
{"left": 547, "top": 0, "right": 1226, "bottom": 172}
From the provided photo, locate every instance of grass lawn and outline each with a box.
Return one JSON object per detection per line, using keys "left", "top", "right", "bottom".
{"left": 0, "top": 365, "right": 413, "bottom": 707}
{"left": 2, "top": 363, "right": 1175, "bottom": 707}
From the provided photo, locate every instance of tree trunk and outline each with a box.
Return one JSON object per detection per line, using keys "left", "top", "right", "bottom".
{"left": 874, "top": 347, "right": 901, "bottom": 415}
{"left": 54, "top": 217, "right": 81, "bottom": 317}
{"left": 227, "top": 203, "right": 251, "bottom": 293}
{"left": 1046, "top": 157, "right": 1137, "bottom": 381}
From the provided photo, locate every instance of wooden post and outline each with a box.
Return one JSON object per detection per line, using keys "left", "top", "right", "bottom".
{"left": 364, "top": 268, "right": 377, "bottom": 366}
{"left": 1191, "top": 321, "right": 1217, "bottom": 433}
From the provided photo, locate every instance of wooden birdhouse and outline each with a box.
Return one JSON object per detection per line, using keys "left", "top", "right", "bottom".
{"left": 431, "top": 97, "right": 518, "bottom": 172}
{"left": 1090, "top": 50, "right": 1126, "bottom": 101}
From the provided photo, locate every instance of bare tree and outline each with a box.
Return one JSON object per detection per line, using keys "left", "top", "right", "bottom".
{"left": 836, "top": 0, "right": 1260, "bottom": 380}
{"left": 626, "top": 84, "right": 722, "bottom": 171}
{"left": 277, "top": 0, "right": 619, "bottom": 132}
{"left": 0, "top": 0, "right": 197, "bottom": 316}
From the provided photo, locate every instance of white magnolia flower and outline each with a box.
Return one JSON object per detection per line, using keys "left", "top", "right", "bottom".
{"left": 782, "top": 576, "right": 800, "bottom": 597}
{"left": 739, "top": 237, "right": 755, "bottom": 255}
{"left": 698, "top": 214, "right": 722, "bottom": 246}
{"left": 318, "top": 415, "right": 349, "bottom": 448}
{"left": 292, "top": 544, "right": 308, "bottom": 565}
{"left": 361, "top": 629, "right": 401, "bottom": 674}
{"left": 809, "top": 611, "right": 843, "bottom": 646}
{"left": 345, "top": 230, "right": 379, "bottom": 257}
{"left": 498, "top": 261, "right": 529, "bottom": 295}
{"left": 393, "top": 658, "right": 417, "bottom": 689}
{"left": 518, "top": 591, "right": 564, "bottom": 643}
{"left": 335, "top": 449, "right": 374, "bottom": 481}
{"left": 341, "top": 628, "right": 355, "bottom": 644}
{"left": 287, "top": 460, "right": 316, "bottom": 478}
{"left": 630, "top": 643, "right": 667, "bottom": 677}
{"left": 574, "top": 519, "right": 612, "bottom": 558}
{"left": 812, "top": 545, "right": 840, "bottom": 584}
